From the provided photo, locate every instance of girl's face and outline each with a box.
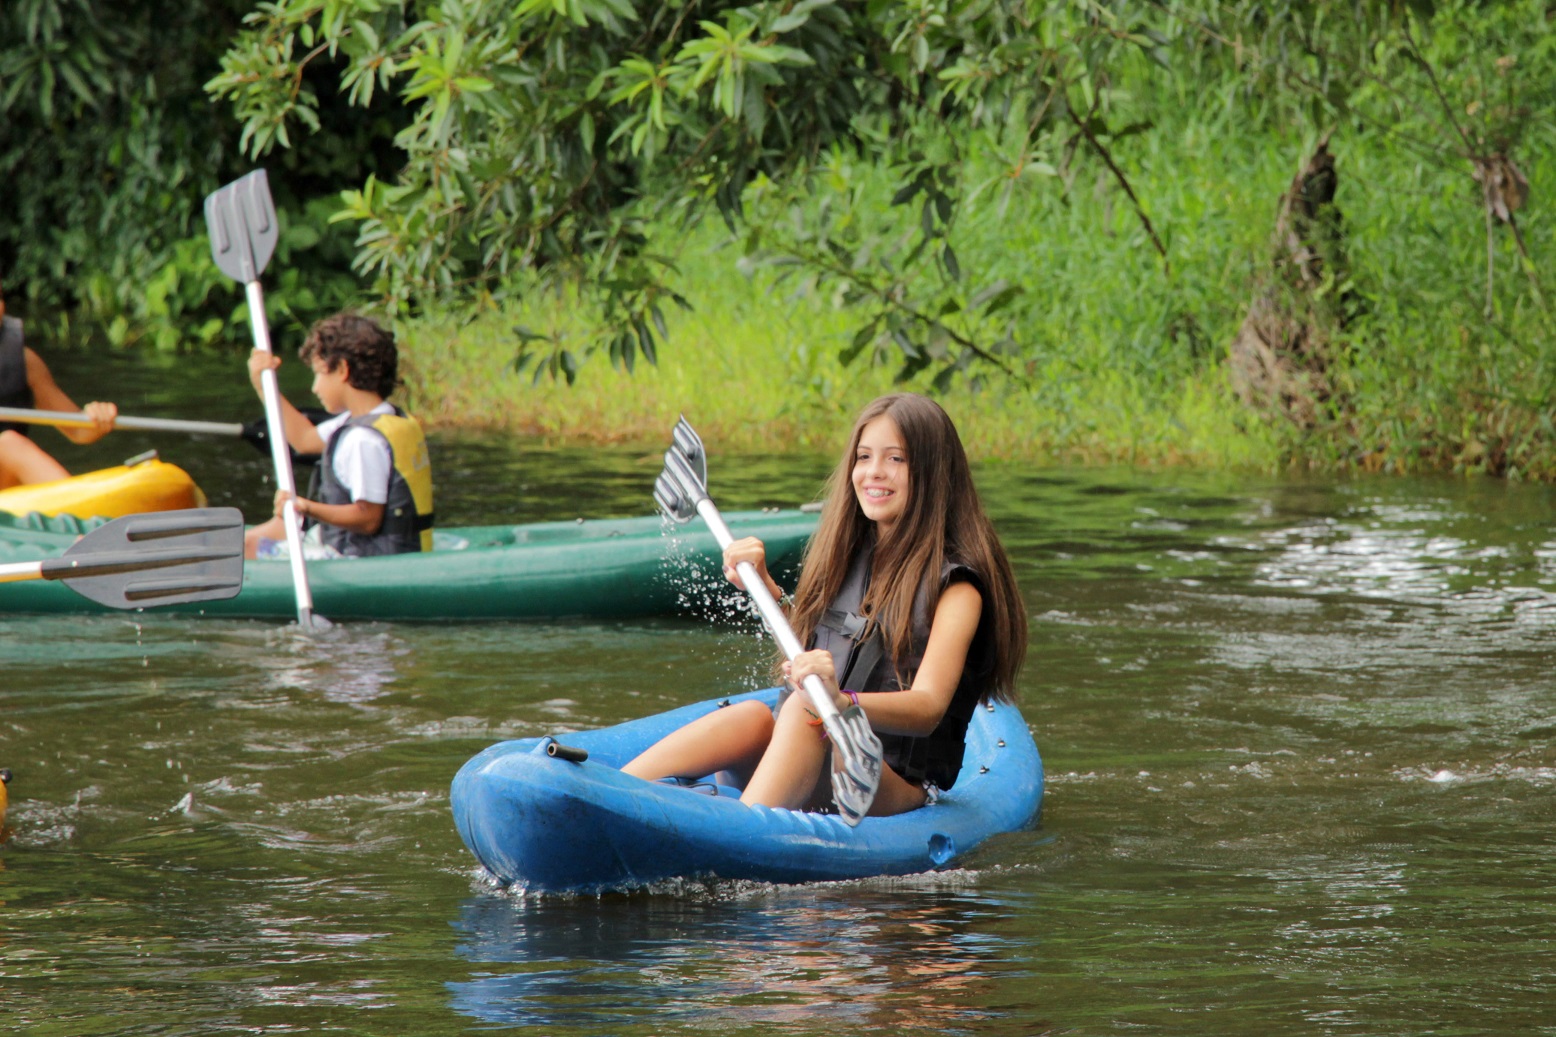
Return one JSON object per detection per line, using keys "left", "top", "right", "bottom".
{"left": 851, "top": 414, "right": 910, "bottom": 534}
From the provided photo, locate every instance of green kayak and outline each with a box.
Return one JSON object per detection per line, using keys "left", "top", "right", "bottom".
{"left": 0, "top": 508, "right": 817, "bottom": 621}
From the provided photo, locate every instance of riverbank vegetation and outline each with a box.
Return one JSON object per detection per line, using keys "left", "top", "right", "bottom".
{"left": 3, "top": 1, "right": 1552, "bottom": 475}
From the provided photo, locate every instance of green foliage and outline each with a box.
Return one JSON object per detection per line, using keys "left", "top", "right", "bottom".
{"left": 82, "top": 197, "right": 365, "bottom": 353}
{"left": 209, "top": 0, "right": 1189, "bottom": 385}
{"left": 1163, "top": 0, "right": 1556, "bottom": 475}
{"left": 6, "top": 0, "right": 1555, "bottom": 479}
{"left": 1, "top": 0, "right": 240, "bottom": 318}
{"left": 1, "top": 0, "right": 385, "bottom": 351}
{"left": 381, "top": 0, "right": 1554, "bottom": 482}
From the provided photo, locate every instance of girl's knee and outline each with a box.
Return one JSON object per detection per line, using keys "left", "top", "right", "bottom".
{"left": 677, "top": 699, "right": 773, "bottom": 751}
{"left": 0, "top": 432, "right": 67, "bottom": 485}
{"left": 723, "top": 699, "right": 775, "bottom": 741}
{"left": 774, "top": 691, "right": 821, "bottom": 730}
{"left": 0, "top": 430, "right": 35, "bottom": 460}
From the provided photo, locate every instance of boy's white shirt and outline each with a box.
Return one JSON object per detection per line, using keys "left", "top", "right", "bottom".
{"left": 314, "top": 401, "right": 394, "bottom": 505}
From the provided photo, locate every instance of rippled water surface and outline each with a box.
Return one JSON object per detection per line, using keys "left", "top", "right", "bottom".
{"left": 3, "top": 349, "right": 1556, "bottom": 1034}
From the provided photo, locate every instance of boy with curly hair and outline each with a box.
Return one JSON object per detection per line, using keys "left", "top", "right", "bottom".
{"left": 243, "top": 313, "right": 434, "bottom": 560}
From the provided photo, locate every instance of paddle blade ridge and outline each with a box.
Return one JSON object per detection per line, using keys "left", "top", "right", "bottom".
{"left": 671, "top": 416, "right": 707, "bottom": 490}
{"left": 51, "top": 507, "right": 246, "bottom": 609}
{"left": 204, "top": 169, "right": 278, "bottom": 284}
{"left": 826, "top": 704, "right": 885, "bottom": 826}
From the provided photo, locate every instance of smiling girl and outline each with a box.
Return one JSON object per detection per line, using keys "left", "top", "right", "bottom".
{"left": 624, "top": 392, "right": 1027, "bottom": 817}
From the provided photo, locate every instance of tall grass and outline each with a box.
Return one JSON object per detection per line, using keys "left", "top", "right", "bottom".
{"left": 397, "top": 256, "right": 1279, "bottom": 468}
{"left": 396, "top": 124, "right": 1285, "bottom": 465}
{"left": 397, "top": 54, "right": 1550, "bottom": 475}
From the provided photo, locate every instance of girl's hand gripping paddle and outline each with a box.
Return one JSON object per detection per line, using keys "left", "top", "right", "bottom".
{"left": 204, "top": 170, "right": 328, "bottom": 629}
{"left": 655, "top": 416, "right": 883, "bottom": 825}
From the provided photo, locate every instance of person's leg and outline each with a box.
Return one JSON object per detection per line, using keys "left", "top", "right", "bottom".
{"left": 0, "top": 430, "right": 69, "bottom": 489}
{"left": 244, "top": 515, "right": 286, "bottom": 559}
{"left": 739, "top": 693, "right": 831, "bottom": 810}
{"left": 742, "top": 694, "right": 929, "bottom": 816}
{"left": 621, "top": 699, "right": 774, "bottom": 784}
{"left": 866, "top": 765, "right": 929, "bottom": 817}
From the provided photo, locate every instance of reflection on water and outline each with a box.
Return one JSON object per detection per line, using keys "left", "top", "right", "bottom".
{"left": 450, "top": 880, "right": 1026, "bottom": 1035}
{"left": 239, "top": 624, "right": 409, "bottom": 703}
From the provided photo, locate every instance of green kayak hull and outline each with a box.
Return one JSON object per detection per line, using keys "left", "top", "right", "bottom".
{"left": 0, "top": 509, "right": 817, "bottom": 621}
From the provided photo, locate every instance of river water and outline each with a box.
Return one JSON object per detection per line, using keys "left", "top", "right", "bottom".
{"left": 3, "top": 348, "right": 1555, "bottom": 1034}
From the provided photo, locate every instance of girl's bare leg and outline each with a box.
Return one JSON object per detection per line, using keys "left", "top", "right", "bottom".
{"left": 740, "top": 693, "right": 830, "bottom": 810}
{"left": 743, "top": 693, "right": 930, "bottom": 816}
{"left": 0, "top": 430, "right": 68, "bottom": 489}
{"left": 621, "top": 700, "right": 774, "bottom": 785}
{"left": 867, "top": 765, "right": 929, "bottom": 816}
{"left": 625, "top": 693, "right": 931, "bottom": 817}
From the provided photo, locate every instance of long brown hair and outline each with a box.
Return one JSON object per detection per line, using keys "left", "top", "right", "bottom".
{"left": 788, "top": 393, "right": 1027, "bottom": 703}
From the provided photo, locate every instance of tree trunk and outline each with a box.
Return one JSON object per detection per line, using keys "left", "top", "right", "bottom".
{"left": 1228, "top": 136, "right": 1356, "bottom": 428}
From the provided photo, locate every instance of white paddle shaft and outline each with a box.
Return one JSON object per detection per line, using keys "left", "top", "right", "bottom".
{"left": 0, "top": 560, "right": 44, "bottom": 583}
{"left": 0, "top": 407, "right": 243, "bottom": 437}
{"left": 245, "top": 279, "right": 316, "bottom": 622}
{"left": 693, "top": 498, "right": 844, "bottom": 727}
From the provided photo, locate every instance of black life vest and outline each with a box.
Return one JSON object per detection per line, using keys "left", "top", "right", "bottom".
{"left": 307, "top": 406, "right": 434, "bottom": 557}
{"left": 810, "top": 546, "right": 991, "bottom": 790}
{"left": 0, "top": 318, "right": 34, "bottom": 436}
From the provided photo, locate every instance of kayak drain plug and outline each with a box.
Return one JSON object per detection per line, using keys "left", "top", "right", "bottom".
{"left": 545, "top": 741, "right": 589, "bottom": 763}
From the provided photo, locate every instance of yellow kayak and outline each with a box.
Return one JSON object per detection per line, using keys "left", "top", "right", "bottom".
{"left": 0, "top": 455, "right": 206, "bottom": 520}
{"left": 0, "top": 768, "right": 9, "bottom": 827}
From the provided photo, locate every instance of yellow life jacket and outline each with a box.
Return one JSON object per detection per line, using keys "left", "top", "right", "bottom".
{"left": 310, "top": 407, "right": 435, "bottom": 556}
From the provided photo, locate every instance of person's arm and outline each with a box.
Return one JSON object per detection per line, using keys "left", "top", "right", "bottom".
{"left": 25, "top": 348, "right": 117, "bottom": 444}
{"left": 248, "top": 350, "right": 327, "bottom": 456}
{"left": 787, "top": 580, "right": 983, "bottom": 737}
{"left": 275, "top": 422, "right": 390, "bottom": 534}
{"left": 275, "top": 490, "right": 385, "bottom": 534}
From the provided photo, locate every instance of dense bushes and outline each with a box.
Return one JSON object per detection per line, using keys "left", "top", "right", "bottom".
{"left": 0, "top": 0, "right": 387, "bottom": 349}
{"left": 3, "top": 1, "right": 1552, "bottom": 475}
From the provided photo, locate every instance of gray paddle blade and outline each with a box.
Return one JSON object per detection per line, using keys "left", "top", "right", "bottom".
{"left": 825, "top": 704, "right": 885, "bottom": 826}
{"left": 658, "top": 446, "right": 709, "bottom": 521}
{"left": 654, "top": 471, "right": 696, "bottom": 525}
{"left": 297, "top": 608, "right": 333, "bottom": 631}
{"left": 45, "top": 508, "right": 246, "bottom": 609}
{"left": 671, "top": 416, "right": 707, "bottom": 492}
{"left": 205, "top": 170, "right": 278, "bottom": 284}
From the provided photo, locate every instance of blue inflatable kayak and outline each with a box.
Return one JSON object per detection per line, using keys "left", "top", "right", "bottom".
{"left": 451, "top": 688, "right": 1043, "bottom": 892}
